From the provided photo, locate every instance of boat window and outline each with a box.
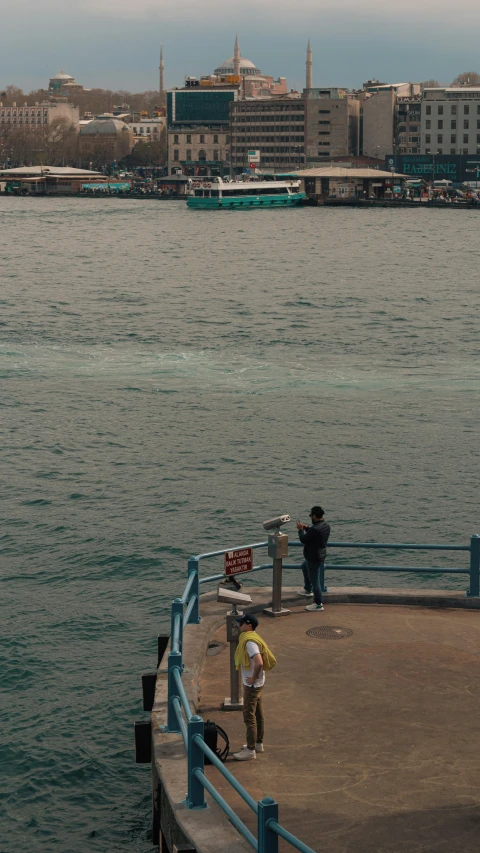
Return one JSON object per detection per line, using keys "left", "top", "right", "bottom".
{"left": 194, "top": 190, "right": 203, "bottom": 197}
{"left": 211, "top": 190, "right": 219, "bottom": 197}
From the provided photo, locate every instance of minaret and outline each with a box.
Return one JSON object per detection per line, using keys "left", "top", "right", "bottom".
{"left": 233, "top": 34, "right": 241, "bottom": 78}
{"left": 306, "top": 40, "right": 312, "bottom": 89}
{"left": 159, "top": 44, "right": 165, "bottom": 101}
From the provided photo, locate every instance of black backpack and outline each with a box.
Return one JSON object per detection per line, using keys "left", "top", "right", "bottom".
{"left": 204, "top": 720, "right": 229, "bottom": 763}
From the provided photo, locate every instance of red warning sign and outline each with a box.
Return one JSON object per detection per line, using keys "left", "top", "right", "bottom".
{"left": 224, "top": 547, "right": 253, "bottom": 576}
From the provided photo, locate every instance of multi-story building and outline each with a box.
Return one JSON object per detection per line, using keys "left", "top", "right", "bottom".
{"left": 166, "top": 85, "right": 238, "bottom": 175}
{"left": 420, "top": 87, "right": 480, "bottom": 155}
{"left": 0, "top": 100, "right": 79, "bottom": 130}
{"left": 361, "top": 83, "right": 421, "bottom": 160}
{"left": 167, "top": 126, "right": 229, "bottom": 176}
{"left": 131, "top": 117, "right": 166, "bottom": 144}
{"left": 229, "top": 95, "right": 304, "bottom": 173}
{"left": 304, "top": 88, "right": 360, "bottom": 164}
{"left": 396, "top": 97, "right": 421, "bottom": 155}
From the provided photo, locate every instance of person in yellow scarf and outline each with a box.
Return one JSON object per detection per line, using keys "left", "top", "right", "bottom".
{"left": 232, "top": 613, "right": 276, "bottom": 761}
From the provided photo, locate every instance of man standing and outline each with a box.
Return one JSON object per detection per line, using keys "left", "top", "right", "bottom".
{"left": 296, "top": 506, "right": 330, "bottom": 612}
{"left": 232, "top": 613, "right": 276, "bottom": 761}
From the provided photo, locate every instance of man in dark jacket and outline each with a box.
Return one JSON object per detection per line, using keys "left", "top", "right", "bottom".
{"left": 296, "top": 506, "right": 330, "bottom": 612}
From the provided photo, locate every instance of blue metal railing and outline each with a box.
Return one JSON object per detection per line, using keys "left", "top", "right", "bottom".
{"left": 162, "top": 534, "right": 479, "bottom": 853}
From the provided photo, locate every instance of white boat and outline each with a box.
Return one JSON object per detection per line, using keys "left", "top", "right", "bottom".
{"left": 186, "top": 176, "right": 306, "bottom": 209}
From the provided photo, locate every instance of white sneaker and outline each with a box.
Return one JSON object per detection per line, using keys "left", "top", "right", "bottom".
{"left": 305, "top": 602, "right": 324, "bottom": 611}
{"left": 243, "top": 743, "right": 264, "bottom": 753}
{"left": 233, "top": 747, "right": 256, "bottom": 761}
{"left": 297, "top": 590, "right": 313, "bottom": 597}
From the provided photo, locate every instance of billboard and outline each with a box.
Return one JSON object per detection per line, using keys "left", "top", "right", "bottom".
{"left": 386, "top": 154, "right": 480, "bottom": 184}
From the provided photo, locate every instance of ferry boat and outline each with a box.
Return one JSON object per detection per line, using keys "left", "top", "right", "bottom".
{"left": 186, "top": 176, "right": 306, "bottom": 209}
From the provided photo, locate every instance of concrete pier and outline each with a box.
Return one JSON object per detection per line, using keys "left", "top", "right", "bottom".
{"left": 151, "top": 587, "right": 480, "bottom": 852}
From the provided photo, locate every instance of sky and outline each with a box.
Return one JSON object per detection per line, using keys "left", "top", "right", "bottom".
{"left": 2, "top": 0, "right": 480, "bottom": 93}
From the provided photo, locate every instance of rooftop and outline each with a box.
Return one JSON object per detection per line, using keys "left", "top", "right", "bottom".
{"left": 0, "top": 166, "right": 102, "bottom": 176}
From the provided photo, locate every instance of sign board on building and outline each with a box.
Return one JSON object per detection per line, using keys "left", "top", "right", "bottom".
{"left": 386, "top": 153, "right": 480, "bottom": 184}
{"left": 247, "top": 150, "right": 261, "bottom": 164}
{"left": 224, "top": 547, "right": 253, "bottom": 576}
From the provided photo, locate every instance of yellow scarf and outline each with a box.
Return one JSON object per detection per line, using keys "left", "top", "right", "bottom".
{"left": 234, "top": 630, "right": 277, "bottom": 671}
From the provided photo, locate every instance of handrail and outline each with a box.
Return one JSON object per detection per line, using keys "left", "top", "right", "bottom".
{"left": 194, "top": 735, "right": 259, "bottom": 813}
{"left": 162, "top": 533, "right": 480, "bottom": 853}
{"left": 194, "top": 769, "right": 258, "bottom": 850}
{"left": 269, "top": 820, "right": 316, "bottom": 853}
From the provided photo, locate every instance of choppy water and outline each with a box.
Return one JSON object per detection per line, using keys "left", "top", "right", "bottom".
{"left": 2, "top": 198, "right": 480, "bottom": 852}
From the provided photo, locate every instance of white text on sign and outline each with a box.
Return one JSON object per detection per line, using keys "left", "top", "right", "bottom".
{"left": 224, "top": 547, "right": 253, "bottom": 576}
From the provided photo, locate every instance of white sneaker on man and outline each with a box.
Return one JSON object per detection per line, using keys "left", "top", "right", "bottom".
{"left": 242, "top": 743, "right": 264, "bottom": 753}
{"left": 233, "top": 747, "right": 256, "bottom": 761}
{"left": 305, "top": 602, "right": 324, "bottom": 611}
{"left": 297, "top": 590, "right": 313, "bottom": 597}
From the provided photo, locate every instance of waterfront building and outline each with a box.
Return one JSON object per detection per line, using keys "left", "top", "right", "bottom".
{"left": 420, "top": 87, "right": 480, "bottom": 156}
{"left": 362, "top": 83, "right": 421, "bottom": 160}
{"left": 229, "top": 94, "right": 304, "bottom": 173}
{"left": 0, "top": 165, "right": 105, "bottom": 194}
{"left": 290, "top": 165, "right": 406, "bottom": 201}
{"left": 79, "top": 115, "right": 134, "bottom": 164}
{"left": 304, "top": 88, "right": 360, "bottom": 164}
{"left": 0, "top": 100, "right": 79, "bottom": 130}
{"left": 167, "top": 126, "right": 229, "bottom": 176}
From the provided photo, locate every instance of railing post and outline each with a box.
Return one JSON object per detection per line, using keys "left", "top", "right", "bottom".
{"left": 468, "top": 535, "right": 480, "bottom": 597}
{"left": 166, "top": 651, "right": 182, "bottom": 732}
{"left": 258, "top": 796, "right": 278, "bottom": 853}
{"left": 320, "top": 561, "right": 328, "bottom": 593}
{"left": 171, "top": 598, "right": 184, "bottom": 660}
{"left": 187, "top": 716, "right": 206, "bottom": 809}
{"left": 187, "top": 558, "right": 201, "bottom": 624}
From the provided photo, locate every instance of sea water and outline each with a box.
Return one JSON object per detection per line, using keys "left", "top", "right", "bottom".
{"left": 2, "top": 198, "right": 480, "bottom": 852}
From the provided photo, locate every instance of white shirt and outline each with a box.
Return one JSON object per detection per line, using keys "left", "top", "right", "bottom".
{"left": 241, "top": 641, "right": 265, "bottom": 688}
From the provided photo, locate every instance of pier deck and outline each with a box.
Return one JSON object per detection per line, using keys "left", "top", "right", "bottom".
{"left": 198, "top": 601, "right": 480, "bottom": 852}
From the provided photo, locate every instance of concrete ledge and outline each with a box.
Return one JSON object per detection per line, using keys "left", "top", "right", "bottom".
{"left": 151, "top": 584, "right": 480, "bottom": 852}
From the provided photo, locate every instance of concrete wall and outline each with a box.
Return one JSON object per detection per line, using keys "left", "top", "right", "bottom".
{"left": 305, "top": 91, "right": 359, "bottom": 164}
{"left": 363, "top": 89, "right": 395, "bottom": 159}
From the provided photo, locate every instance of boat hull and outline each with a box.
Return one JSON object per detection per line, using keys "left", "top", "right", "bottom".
{"left": 187, "top": 192, "right": 306, "bottom": 209}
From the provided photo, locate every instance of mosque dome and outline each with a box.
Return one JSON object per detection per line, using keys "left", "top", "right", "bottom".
{"left": 214, "top": 56, "right": 262, "bottom": 76}
{"left": 51, "top": 71, "right": 74, "bottom": 81}
{"left": 80, "top": 116, "right": 131, "bottom": 136}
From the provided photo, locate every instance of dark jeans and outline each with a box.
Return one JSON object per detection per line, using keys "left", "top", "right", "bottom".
{"left": 243, "top": 685, "right": 264, "bottom": 750}
{"left": 301, "top": 559, "right": 324, "bottom": 605}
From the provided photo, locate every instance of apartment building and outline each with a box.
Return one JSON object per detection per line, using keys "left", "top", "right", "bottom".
{"left": 167, "top": 126, "right": 229, "bottom": 176}
{"left": 421, "top": 87, "right": 480, "bottom": 155}
{"left": 229, "top": 95, "right": 305, "bottom": 173}
{"left": 362, "top": 83, "right": 421, "bottom": 160}
{"left": 304, "top": 88, "right": 359, "bottom": 163}
{"left": 0, "top": 100, "right": 79, "bottom": 130}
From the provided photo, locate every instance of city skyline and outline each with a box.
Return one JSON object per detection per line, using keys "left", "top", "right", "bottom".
{"left": 2, "top": 0, "right": 480, "bottom": 93}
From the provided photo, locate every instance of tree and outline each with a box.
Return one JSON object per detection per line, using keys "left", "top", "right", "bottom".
{"left": 451, "top": 71, "right": 480, "bottom": 86}
{"left": 39, "top": 117, "right": 78, "bottom": 165}
{"left": 420, "top": 80, "right": 440, "bottom": 90}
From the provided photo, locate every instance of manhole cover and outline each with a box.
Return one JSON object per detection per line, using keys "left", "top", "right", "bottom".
{"left": 307, "top": 626, "right": 353, "bottom": 640}
{"left": 207, "top": 641, "right": 227, "bottom": 656}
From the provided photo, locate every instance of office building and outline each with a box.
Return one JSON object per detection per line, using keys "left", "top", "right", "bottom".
{"left": 229, "top": 95, "right": 305, "bottom": 173}
{"left": 421, "top": 87, "right": 480, "bottom": 155}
